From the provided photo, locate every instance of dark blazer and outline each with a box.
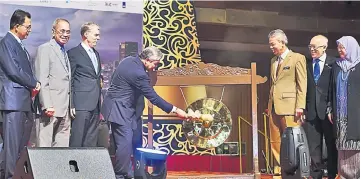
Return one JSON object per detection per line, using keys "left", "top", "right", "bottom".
{"left": 305, "top": 55, "right": 336, "bottom": 120}
{"left": 329, "top": 63, "right": 360, "bottom": 140}
{"left": 0, "top": 32, "right": 37, "bottom": 111}
{"left": 67, "top": 44, "right": 102, "bottom": 111}
{"left": 101, "top": 56, "right": 173, "bottom": 126}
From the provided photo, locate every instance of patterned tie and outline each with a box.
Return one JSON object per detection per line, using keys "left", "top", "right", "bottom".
{"left": 88, "top": 49, "right": 98, "bottom": 74}
{"left": 313, "top": 59, "right": 320, "bottom": 83}
{"left": 60, "top": 46, "right": 69, "bottom": 71}
{"left": 276, "top": 57, "right": 282, "bottom": 78}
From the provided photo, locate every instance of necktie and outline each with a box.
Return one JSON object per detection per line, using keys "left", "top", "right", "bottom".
{"left": 20, "top": 41, "right": 30, "bottom": 60}
{"left": 60, "top": 46, "right": 69, "bottom": 71}
{"left": 276, "top": 57, "right": 282, "bottom": 77}
{"left": 313, "top": 59, "right": 320, "bottom": 83}
{"left": 88, "top": 49, "right": 98, "bottom": 74}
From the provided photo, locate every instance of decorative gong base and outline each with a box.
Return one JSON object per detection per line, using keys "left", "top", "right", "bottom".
{"left": 183, "top": 98, "right": 232, "bottom": 149}
{"left": 134, "top": 148, "right": 167, "bottom": 179}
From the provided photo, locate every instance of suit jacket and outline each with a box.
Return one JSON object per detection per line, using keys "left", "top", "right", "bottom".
{"left": 329, "top": 63, "right": 360, "bottom": 140}
{"left": 67, "top": 44, "right": 101, "bottom": 111}
{"left": 0, "top": 32, "right": 37, "bottom": 111}
{"left": 305, "top": 55, "right": 335, "bottom": 120}
{"left": 34, "top": 39, "right": 71, "bottom": 117}
{"left": 268, "top": 50, "right": 307, "bottom": 115}
{"left": 101, "top": 56, "right": 173, "bottom": 126}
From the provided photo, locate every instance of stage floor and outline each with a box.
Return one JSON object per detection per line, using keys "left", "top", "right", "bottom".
{"left": 167, "top": 171, "right": 273, "bottom": 179}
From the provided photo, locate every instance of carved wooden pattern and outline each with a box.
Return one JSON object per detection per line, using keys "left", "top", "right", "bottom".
{"left": 157, "top": 62, "right": 250, "bottom": 76}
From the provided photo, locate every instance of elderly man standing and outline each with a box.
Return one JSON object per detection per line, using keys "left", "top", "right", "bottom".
{"left": 67, "top": 22, "right": 102, "bottom": 147}
{"left": 101, "top": 46, "right": 188, "bottom": 179}
{"left": 267, "top": 29, "right": 307, "bottom": 175}
{"left": 303, "top": 35, "right": 337, "bottom": 179}
{"left": 34, "top": 18, "right": 72, "bottom": 147}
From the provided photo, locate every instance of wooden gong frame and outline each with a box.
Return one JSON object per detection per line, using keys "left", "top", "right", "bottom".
{"left": 146, "top": 62, "right": 267, "bottom": 179}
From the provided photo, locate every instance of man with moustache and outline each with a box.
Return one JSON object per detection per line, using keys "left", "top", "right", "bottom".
{"left": 0, "top": 9, "right": 41, "bottom": 178}
{"left": 68, "top": 22, "right": 102, "bottom": 147}
{"left": 267, "top": 29, "right": 307, "bottom": 175}
{"left": 303, "top": 35, "right": 337, "bottom": 179}
{"left": 34, "top": 18, "right": 73, "bottom": 147}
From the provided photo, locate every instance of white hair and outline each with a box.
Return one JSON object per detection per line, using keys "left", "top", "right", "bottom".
{"left": 268, "top": 29, "right": 288, "bottom": 45}
{"left": 139, "top": 46, "right": 163, "bottom": 61}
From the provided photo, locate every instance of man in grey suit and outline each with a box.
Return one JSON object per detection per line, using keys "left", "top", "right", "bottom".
{"left": 34, "top": 18, "right": 73, "bottom": 147}
{"left": 68, "top": 22, "right": 102, "bottom": 147}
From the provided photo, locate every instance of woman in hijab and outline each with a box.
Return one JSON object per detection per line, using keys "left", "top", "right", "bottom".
{"left": 328, "top": 36, "right": 360, "bottom": 179}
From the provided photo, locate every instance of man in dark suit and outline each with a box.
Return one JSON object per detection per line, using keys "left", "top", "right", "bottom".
{"left": 68, "top": 22, "right": 101, "bottom": 147}
{"left": 126, "top": 94, "right": 145, "bottom": 178}
{"left": 101, "top": 46, "right": 188, "bottom": 179}
{"left": 0, "top": 10, "right": 41, "bottom": 179}
{"left": 303, "top": 35, "right": 337, "bottom": 179}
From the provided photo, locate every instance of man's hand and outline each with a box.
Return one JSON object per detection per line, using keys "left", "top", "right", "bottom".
{"left": 174, "top": 108, "right": 187, "bottom": 119}
{"left": 295, "top": 108, "right": 303, "bottom": 117}
{"left": 35, "top": 82, "right": 41, "bottom": 91}
{"left": 70, "top": 108, "right": 76, "bottom": 119}
{"left": 45, "top": 107, "right": 55, "bottom": 117}
{"left": 298, "top": 115, "right": 306, "bottom": 124}
{"left": 327, "top": 113, "right": 333, "bottom": 124}
{"left": 31, "top": 82, "right": 41, "bottom": 98}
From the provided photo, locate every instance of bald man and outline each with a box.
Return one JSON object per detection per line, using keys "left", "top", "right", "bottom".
{"left": 303, "top": 35, "right": 337, "bottom": 179}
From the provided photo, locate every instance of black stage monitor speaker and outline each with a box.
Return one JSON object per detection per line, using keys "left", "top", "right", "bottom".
{"left": 280, "top": 126, "right": 311, "bottom": 179}
{"left": 134, "top": 148, "right": 167, "bottom": 179}
{"left": 13, "top": 147, "right": 116, "bottom": 179}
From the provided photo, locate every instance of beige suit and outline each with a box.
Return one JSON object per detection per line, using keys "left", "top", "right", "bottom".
{"left": 34, "top": 39, "right": 71, "bottom": 147}
{"left": 267, "top": 50, "right": 307, "bottom": 167}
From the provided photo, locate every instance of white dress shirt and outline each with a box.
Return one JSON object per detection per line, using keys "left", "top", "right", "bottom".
{"left": 81, "top": 42, "right": 98, "bottom": 73}
{"left": 274, "top": 48, "right": 290, "bottom": 73}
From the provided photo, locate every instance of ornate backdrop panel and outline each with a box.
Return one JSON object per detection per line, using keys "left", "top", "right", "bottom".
{"left": 142, "top": 0, "right": 213, "bottom": 155}
{"left": 143, "top": 0, "right": 201, "bottom": 70}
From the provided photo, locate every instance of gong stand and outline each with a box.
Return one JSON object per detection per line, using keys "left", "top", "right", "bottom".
{"left": 147, "top": 62, "right": 267, "bottom": 179}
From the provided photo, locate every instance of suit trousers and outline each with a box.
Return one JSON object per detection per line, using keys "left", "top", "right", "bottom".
{"left": 127, "top": 119, "right": 143, "bottom": 178}
{"left": 111, "top": 122, "right": 133, "bottom": 179}
{"left": 37, "top": 111, "right": 71, "bottom": 147}
{"left": 269, "top": 110, "right": 300, "bottom": 169}
{"left": 303, "top": 117, "right": 337, "bottom": 179}
{"left": 97, "top": 119, "right": 109, "bottom": 148}
{"left": 0, "top": 111, "right": 33, "bottom": 179}
{"left": 69, "top": 109, "right": 99, "bottom": 147}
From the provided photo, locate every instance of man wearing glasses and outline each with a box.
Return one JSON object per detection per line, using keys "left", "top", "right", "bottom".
{"left": 0, "top": 9, "right": 41, "bottom": 178}
{"left": 34, "top": 18, "right": 72, "bottom": 147}
{"left": 303, "top": 35, "right": 337, "bottom": 179}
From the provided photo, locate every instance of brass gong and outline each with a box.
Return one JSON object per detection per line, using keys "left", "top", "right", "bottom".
{"left": 182, "top": 98, "right": 232, "bottom": 148}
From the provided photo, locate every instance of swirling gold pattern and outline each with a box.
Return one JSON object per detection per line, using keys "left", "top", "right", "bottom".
{"left": 142, "top": 121, "right": 215, "bottom": 155}
{"left": 143, "top": 0, "right": 201, "bottom": 70}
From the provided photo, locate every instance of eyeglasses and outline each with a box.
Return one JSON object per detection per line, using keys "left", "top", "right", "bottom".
{"left": 308, "top": 45, "right": 325, "bottom": 50}
{"left": 55, "top": 29, "right": 71, "bottom": 35}
{"left": 19, "top": 24, "right": 31, "bottom": 31}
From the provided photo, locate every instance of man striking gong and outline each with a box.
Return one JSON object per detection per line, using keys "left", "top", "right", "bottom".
{"left": 101, "top": 46, "right": 192, "bottom": 179}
